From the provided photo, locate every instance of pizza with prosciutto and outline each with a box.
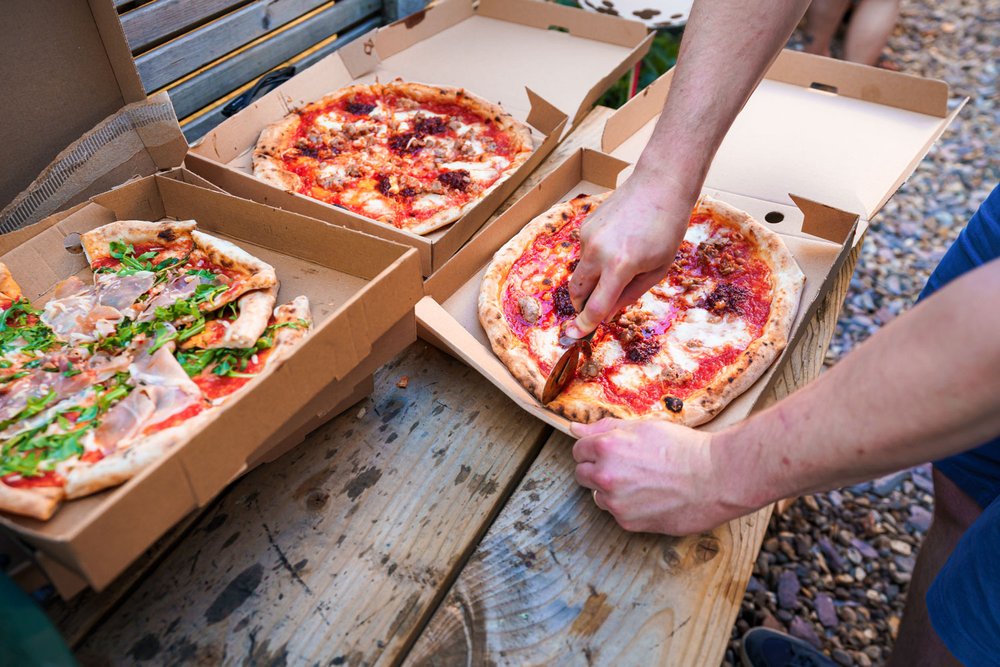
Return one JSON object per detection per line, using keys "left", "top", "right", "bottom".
{"left": 479, "top": 194, "right": 805, "bottom": 426}
{"left": 253, "top": 80, "right": 534, "bottom": 235}
{"left": 0, "top": 221, "right": 311, "bottom": 521}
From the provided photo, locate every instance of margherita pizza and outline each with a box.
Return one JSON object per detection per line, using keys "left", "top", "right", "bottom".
{"left": 0, "top": 220, "right": 311, "bottom": 521}
{"left": 479, "top": 194, "right": 805, "bottom": 425}
{"left": 253, "top": 80, "right": 534, "bottom": 235}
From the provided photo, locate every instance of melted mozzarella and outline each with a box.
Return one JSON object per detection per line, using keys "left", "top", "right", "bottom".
{"left": 441, "top": 156, "right": 509, "bottom": 183}
{"left": 528, "top": 327, "right": 562, "bottom": 367}
{"left": 684, "top": 221, "right": 713, "bottom": 245}
{"left": 670, "top": 308, "right": 751, "bottom": 349}
{"left": 635, "top": 292, "right": 674, "bottom": 321}
{"left": 411, "top": 194, "right": 447, "bottom": 213}
{"left": 361, "top": 197, "right": 392, "bottom": 217}
{"left": 314, "top": 114, "right": 343, "bottom": 132}
{"left": 594, "top": 339, "right": 623, "bottom": 368}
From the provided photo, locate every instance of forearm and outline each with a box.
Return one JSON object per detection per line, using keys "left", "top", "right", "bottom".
{"left": 635, "top": 0, "right": 811, "bottom": 196}
{"left": 716, "top": 258, "right": 1000, "bottom": 509}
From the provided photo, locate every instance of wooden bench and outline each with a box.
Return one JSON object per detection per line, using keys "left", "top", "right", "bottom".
{"left": 114, "top": 0, "right": 430, "bottom": 141}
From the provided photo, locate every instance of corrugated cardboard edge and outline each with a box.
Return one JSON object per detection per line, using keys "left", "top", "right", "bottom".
{"left": 0, "top": 92, "right": 187, "bottom": 233}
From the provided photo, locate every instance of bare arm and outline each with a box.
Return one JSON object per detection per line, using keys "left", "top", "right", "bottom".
{"left": 572, "top": 259, "right": 1000, "bottom": 535}
{"left": 567, "top": 0, "right": 812, "bottom": 337}
{"left": 722, "top": 257, "right": 1000, "bottom": 510}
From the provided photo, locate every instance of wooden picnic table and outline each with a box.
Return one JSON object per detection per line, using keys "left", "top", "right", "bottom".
{"left": 48, "top": 105, "right": 862, "bottom": 666}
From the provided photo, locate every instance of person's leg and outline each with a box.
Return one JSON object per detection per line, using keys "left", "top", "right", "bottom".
{"left": 842, "top": 0, "right": 900, "bottom": 65}
{"left": 803, "top": 0, "right": 851, "bottom": 57}
{"left": 887, "top": 469, "right": 979, "bottom": 667}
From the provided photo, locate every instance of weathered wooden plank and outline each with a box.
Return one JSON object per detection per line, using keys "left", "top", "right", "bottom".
{"left": 120, "top": 0, "right": 251, "bottom": 54}
{"left": 135, "top": 0, "right": 335, "bottom": 92}
{"left": 406, "top": 241, "right": 866, "bottom": 664}
{"left": 167, "top": 0, "right": 381, "bottom": 119}
{"left": 75, "top": 343, "right": 551, "bottom": 664}
{"left": 181, "top": 16, "right": 381, "bottom": 142}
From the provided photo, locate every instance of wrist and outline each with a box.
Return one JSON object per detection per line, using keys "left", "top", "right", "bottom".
{"left": 709, "top": 425, "right": 775, "bottom": 515}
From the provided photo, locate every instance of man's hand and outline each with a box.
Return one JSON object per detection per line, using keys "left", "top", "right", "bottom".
{"left": 571, "top": 417, "right": 754, "bottom": 535}
{"left": 565, "top": 169, "right": 695, "bottom": 338}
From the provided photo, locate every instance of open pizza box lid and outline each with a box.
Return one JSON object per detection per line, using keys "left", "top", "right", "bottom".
{"left": 0, "top": 0, "right": 189, "bottom": 233}
{"left": 602, "top": 49, "right": 965, "bottom": 238}
{"left": 0, "top": 173, "right": 422, "bottom": 595}
{"left": 186, "top": 0, "right": 653, "bottom": 275}
{"left": 416, "top": 148, "right": 858, "bottom": 436}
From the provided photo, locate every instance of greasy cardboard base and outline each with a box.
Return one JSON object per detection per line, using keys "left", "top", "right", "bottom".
{"left": 0, "top": 172, "right": 422, "bottom": 592}
{"left": 187, "top": 0, "right": 652, "bottom": 275}
{"left": 418, "top": 149, "right": 856, "bottom": 435}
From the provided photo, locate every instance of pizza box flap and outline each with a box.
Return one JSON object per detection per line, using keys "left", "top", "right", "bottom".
{"left": 602, "top": 50, "right": 965, "bottom": 222}
{"left": 336, "top": 0, "right": 653, "bottom": 133}
{"left": 418, "top": 148, "right": 857, "bottom": 436}
{"left": 0, "top": 0, "right": 188, "bottom": 233}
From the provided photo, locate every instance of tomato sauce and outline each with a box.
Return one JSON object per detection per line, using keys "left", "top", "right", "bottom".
{"left": 144, "top": 403, "right": 205, "bottom": 435}
{"left": 192, "top": 348, "right": 270, "bottom": 401}
{"left": 80, "top": 449, "right": 104, "bottom": 463}
{"left": 2, "top": 470, "right": 64, "bottom": 488}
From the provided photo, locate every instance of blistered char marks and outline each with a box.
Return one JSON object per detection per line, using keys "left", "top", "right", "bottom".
{"left": 204, "top": 562, "right": 264, "bottom": 625}
{"left": 342, "top": 466, "right": 383, "bottom": 500}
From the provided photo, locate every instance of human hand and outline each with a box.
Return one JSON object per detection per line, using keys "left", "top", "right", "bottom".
{"left": 571, "top": 417, "right": 757, "bottom": 535}
{"left": 565, "top": 169, "right": 697, "bottom": 338}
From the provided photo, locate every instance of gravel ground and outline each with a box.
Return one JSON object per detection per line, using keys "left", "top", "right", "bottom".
{"left": 723, "top": 1, "right": 999, "bottom": 665}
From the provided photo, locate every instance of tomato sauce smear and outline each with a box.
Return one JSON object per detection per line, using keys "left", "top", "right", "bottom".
{"left": 3, "top": 470, "right": 64, "bottom": 488}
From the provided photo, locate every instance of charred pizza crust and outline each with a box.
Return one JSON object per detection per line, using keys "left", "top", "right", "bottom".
{"left": 253, "top": 80, "right": 534, "bottom": 235}
{"left": 480, "top": 194, "right": 805, "bottom": 426}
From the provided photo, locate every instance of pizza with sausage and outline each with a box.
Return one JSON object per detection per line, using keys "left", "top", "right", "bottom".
{"left": 253, "top": 80, "right": 534, "bottom": 235}
{"left": 479, "top": 194, "right": 805, "bottom": 425}
{"left": 0, "top": 220, "right": 311, "bottom": 520}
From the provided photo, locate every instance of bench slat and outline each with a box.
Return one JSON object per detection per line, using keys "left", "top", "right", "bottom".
{"left": 135, "top": 0, "right": 335, "bottom": 92}
{"left": 121, "top": 0, "right": 252, "bottom": 54}
{"left": 166, "top": 0, "right": 380, "bottom": 119}
{"left": 181, "top": 16, "right": 381, "bottom": 141}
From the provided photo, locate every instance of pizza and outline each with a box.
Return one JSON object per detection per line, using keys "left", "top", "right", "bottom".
{"left": 253, "top": 80, "right": 534, "bottom": 235}
{"left": 479, "top": 194, "right": 805, "bottom": 425}
{"left": 0, "top": 220, "right": 312, "bottom": 521}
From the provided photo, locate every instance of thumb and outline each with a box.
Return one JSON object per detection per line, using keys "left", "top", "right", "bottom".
{"left": 570, "top": 417, "right": 620, "bottom": 438}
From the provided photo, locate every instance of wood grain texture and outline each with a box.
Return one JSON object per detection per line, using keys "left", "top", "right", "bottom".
{"left": 407, "top": 236, "right": 867, "bottom": 666}
{"left": 76, "top": 344, "right": 550, "bottom": 665}
{"left": 135, "top": 0, "right": 333, "bottom": 91}
{"left": 167, "top": 0, "right": 381, "bottom": 118}
{"left": 120, "top": 0, "right": 252, "bottom": 54}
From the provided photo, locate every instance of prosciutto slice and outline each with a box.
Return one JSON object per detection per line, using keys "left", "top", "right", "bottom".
{"left": 42, "top": 277, "right": 124, "bottom": 343}
{"left": 95, "top": 270, "right": 156, "bottom": 312}
{"left": 92, "top": 340, "right": 202, "bottom": 448}
{"left": 138, "top": 273, "right": 201, "bottom": 322}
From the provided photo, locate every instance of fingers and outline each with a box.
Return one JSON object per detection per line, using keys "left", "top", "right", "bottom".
{"left": 609, "top": 266, "right": 670, "bottom": 316}
{"left": 568, "top": 250, "right": 600, "bottom": 314}
{"left": 570, "top": 417, "right": 620, "bottom": 440}
{"left": 571, "top": 270, "right": 627, "bottom": 336}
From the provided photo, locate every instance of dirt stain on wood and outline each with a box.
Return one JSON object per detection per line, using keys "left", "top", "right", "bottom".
{"left": 342, "top": 466, "right": 383, "bottom": 501}
{"left": 454, "top": 465, "right": 471, "bottom": 485}
{"left": 204, "top": 562, "right": 264, "bottom": 625}
{"left": 570, "top": 586, "right": 614, "bottom": 637}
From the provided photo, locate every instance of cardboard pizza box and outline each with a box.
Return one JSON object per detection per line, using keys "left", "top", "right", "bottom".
{"left": 416, "top": 148, "right": 857, "bottom": 435}
{"left": 415, "top": 52, "right": 962, "bottom": 435}
{"left": 0, "top": 1, "right": 423, "bottom": 595}
{"left": 0, "top": 174, "right": 422, "bottom": 595}
{"left": 185, "top": 0, "right": 654, "bottom": 276}
{"left": 601, "top": 49, "right": 965, "bottom": 247}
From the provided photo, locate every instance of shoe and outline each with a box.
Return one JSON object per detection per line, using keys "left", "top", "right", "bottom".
{"left": 740, "top": 627, "right": 838, "bottom": 667}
